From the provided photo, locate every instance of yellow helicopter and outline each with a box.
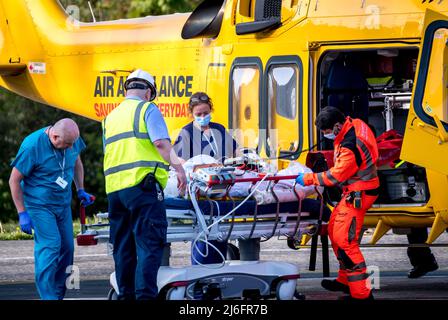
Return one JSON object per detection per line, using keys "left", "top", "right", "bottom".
{"left": 0, "top": 0, "right": 448, "bottom": 246}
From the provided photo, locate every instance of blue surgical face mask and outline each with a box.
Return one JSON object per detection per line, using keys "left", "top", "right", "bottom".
{"left": 324, "top": 132, "right": 336, "bottom": 140}
{"left": 194, "top": 114, "right": 211, "bottom": 127}
{"left": 323, "top": 123, "right": 341, "bottom": 140}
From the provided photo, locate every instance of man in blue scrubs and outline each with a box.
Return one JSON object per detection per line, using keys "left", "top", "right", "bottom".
{"left": 9, "top": 118, "right": 94, "bottom": 300}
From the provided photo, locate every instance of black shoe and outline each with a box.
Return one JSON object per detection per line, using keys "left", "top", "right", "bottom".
{"left": 321, "top": 279, "right": 350, "bottom": 294}
{"left": 408, "top": 261, "right": 439, "bottom": 278}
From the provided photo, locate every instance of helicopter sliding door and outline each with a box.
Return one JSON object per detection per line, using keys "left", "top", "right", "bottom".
{"left": 401, "top": 10, "right": 448, "bottom": 175}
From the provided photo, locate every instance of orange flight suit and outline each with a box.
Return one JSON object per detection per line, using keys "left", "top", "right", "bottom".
{"left": 304, "top": 117, "right": 379, "bottom": 299}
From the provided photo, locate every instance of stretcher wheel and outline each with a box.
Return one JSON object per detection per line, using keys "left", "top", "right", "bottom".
{"left": 287, "top": 237, "right": 300, "bottom": 250}
{"left": 275, "top": 280, "right": 297, "bottom": 300}
{"left": 294, "top": 291, "right": 306, "bottom": 300}
{"left": 107, "top": 288, "right": 118, "bottom": 300}
{"left": 165, "top": 286, "right": 186, "bottom": 300}
{"left": 226, "top": 243, "right": 240, "bottom": 260}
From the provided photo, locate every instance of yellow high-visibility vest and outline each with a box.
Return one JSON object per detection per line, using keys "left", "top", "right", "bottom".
{"left": 102, "top": 99, "right": 169, "bottom": 194}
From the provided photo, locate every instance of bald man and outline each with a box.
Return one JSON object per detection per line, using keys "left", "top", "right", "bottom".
{"left": 9, "top": 118, "right": 94, "bottom": 300}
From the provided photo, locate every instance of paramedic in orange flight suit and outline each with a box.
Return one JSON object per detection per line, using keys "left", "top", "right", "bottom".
{"left": 296, "top": 106, "right": 379, "bottom": 300}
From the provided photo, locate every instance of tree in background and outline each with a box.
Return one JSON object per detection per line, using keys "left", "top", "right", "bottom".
{"left": 0, "top": 0, "right": 200, "bottom": 223}
{"left": 59, "top": 0, "right": 201, "bottom": 21}
{"left": 0, "top": 90, "right": 106, "bottom": 222}
{"left": 127, "top": 0, "right": 201, "bottom": 17}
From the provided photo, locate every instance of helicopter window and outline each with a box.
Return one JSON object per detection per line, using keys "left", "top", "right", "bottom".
{"left": 230, "top": 65, "right": 261, "bottom": 149}
{"left": 267, "top": 64, "right": 299, "bottom": 154}
{"left": 238, "top": 0, "right": 254, "bottom": 18}
{"left": 268, "top": 65, "right": 297, "bottom": 120}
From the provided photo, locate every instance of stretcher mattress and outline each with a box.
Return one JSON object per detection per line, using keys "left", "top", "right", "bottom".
{"left": 81, "top": 198, "right": 331, "bottom": 244}
{"left": 165, "top": 197, "right": 330, "bottom": 222}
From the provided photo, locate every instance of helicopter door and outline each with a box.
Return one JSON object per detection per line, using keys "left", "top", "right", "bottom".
{"left": 401, "top": 10, "right": 448, "bottom": 175}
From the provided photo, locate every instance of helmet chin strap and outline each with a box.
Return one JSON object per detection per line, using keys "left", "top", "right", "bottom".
{"left": 125, "top": 70, "right": 158, "bottom": 101}
{"left": 145, "top": 90, "right": 152, "bottom": 102}
{"left": 125, "top": 82, "right": 149, "bottom": 90}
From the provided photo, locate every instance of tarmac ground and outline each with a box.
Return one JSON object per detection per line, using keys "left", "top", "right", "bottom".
{"left": 0, "top": 231, "right": 447, "bottom": 300}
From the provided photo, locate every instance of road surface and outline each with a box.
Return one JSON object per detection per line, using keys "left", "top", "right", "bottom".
{"left": 0, "top": 231, "right": 447, "bottom": 300}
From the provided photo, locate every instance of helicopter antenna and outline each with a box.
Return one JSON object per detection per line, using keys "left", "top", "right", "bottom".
{"left": 88, "top": 1, "right": 97, "bottom": 22}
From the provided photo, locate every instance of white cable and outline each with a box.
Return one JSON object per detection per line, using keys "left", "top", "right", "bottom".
{"left": 189, "top": 182, "right": 213, "bottom": 262}
{"left": 189, "top": 183, "right": 228, "bottom": 267}
{"left": 189, "top": 173, "right": 272, "bottom": 269}
{"left": 211, "top": 199, "right": 221, "bottom": 218}
{"left": 196, "top": 199, "right": 221, "bottom": 260}
{"left": 189, "top": 181, "right": 209, "bottom": 235}
{"left": 191, "top": 231, "right": 226, "bottom": 269}
{"left": 207, "top": 173, "right": 272, "bottom": 231}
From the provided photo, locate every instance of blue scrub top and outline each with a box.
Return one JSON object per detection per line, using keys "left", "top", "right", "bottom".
{"left": 11, "top": 127, "right": 86, "bottom": 208}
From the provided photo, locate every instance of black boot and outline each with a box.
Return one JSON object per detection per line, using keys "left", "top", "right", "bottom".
{"left": 321, "top": 279, "right": 350, "bottom": 294}
{"left": 408, "top": 254, "right": 439, "bottom": 279}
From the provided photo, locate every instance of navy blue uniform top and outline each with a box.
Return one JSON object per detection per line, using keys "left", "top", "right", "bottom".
{"left": 173, "top": 122, "right": 238, "bottom": 163}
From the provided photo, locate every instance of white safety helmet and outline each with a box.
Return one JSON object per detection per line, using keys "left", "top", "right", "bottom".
{"left": 124, "top": 69, "right": 157, "bottom": 101}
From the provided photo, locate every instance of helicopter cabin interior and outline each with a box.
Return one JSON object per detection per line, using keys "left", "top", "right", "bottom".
{"left": 316, "top": 47, "right": 430, "bottom": 207}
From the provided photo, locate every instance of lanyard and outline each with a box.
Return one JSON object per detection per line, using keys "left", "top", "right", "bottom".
{"left": 52, "top": 148, "right": 66, "bottom": 177}
{"left": 203, "top": 129, "right": 219, "bottom": 157}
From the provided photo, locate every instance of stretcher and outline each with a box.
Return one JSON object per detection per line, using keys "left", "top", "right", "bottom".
{"left": 78, "top": 174, "right": 325, "bottom": 245}
{"left": 77, "top": 172, "right": 329, "bottom": 300}
{"left": 164, "top": 197, "right": 322, "bottom": 243}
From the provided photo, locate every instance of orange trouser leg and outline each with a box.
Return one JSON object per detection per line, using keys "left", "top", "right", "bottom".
{"left": 328, "top": 193, "right": 378, "bottom": 299}
{"left": 328, "top": 211, "right": 348, "bottom": 285}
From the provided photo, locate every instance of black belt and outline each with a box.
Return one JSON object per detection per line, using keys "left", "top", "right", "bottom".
{"left": 345, "top": 187, "right": 380, "bottom": 198}
{"left": 364, "top": 187, "right": 380, "bottom": 196}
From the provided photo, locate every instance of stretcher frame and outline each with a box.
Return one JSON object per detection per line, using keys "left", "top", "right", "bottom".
{"left": 78, "top": 175, "right": 323, "bottom": 245}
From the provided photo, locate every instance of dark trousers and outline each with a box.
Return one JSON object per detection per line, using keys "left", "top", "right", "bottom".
{"left": 108, "top": 180, "right": 167, "bottom": 300}
{"left": 407, "top": 228, "right": 434, "bottom": 267}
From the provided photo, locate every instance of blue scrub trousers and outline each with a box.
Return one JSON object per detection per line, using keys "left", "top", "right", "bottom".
{"left": 108, "top": 180, "right": 167, "bottom": 300}
{"left": 27, "top": 205, "right": 74, "bottom": 300}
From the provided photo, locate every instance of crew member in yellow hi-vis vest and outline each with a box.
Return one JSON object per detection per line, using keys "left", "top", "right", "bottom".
{"left": 102, "top": 69, "right": 187, "bottom": 300}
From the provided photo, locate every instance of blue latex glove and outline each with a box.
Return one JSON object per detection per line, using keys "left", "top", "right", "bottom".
{"left": 19, "top": 211, "right": 33, "bottom": 235}
{"left": 77, "top": 189, "right": 95, "bottom": 207}
{"left": 295, "top": 173, "right": 305, "bottom": 186}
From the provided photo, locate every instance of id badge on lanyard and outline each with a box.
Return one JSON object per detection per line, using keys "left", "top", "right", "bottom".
{"left": 53, "top": 149, "right": 67, "bottom": 189}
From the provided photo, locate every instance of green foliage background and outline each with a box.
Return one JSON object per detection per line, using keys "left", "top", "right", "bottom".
{"left": 59, "top": 0, "right": 201, "bottom": 21}
{"left": 0, "top": 0, "right": 199, "bottom": 223}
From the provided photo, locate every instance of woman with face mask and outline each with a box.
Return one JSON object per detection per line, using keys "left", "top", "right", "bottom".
{"left": 173, "top": 92, "right": 238, "bottom": 163}
{"left": 173, "top": 92, "right": 238, "bottom": 265}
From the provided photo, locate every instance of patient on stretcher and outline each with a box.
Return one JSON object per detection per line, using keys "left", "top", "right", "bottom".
{"left": 162, "top": 153, "right": 330, "bottom": 265}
